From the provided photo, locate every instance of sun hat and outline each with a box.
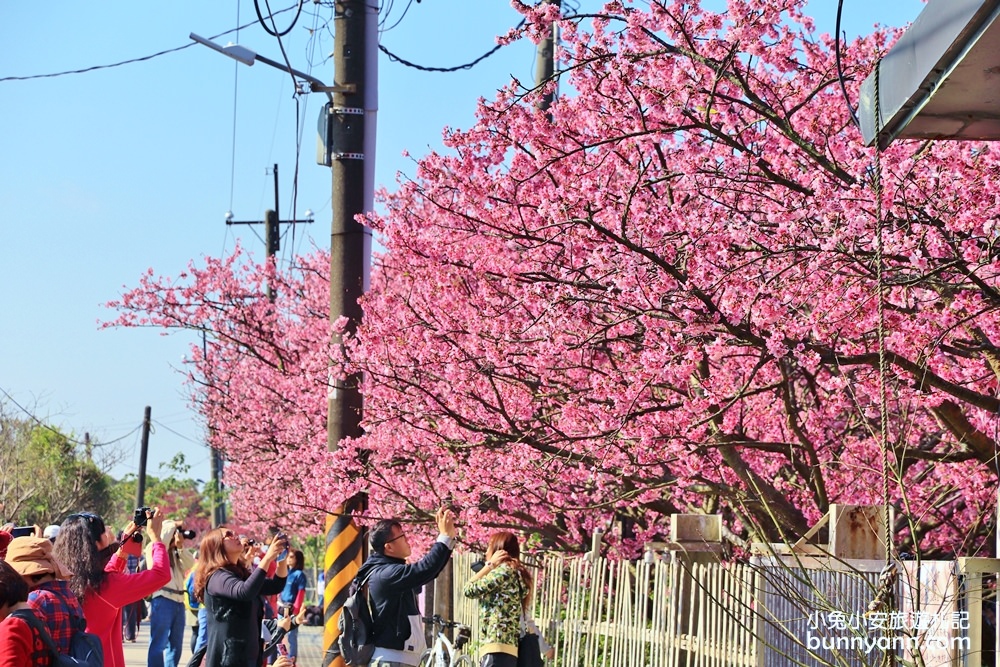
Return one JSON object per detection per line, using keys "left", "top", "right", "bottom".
{"left": 5, "top": 536, "right": 72, "bottom": 579}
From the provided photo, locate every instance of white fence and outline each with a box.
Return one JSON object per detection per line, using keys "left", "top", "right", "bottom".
{"left": 447, "top": 551, "right": 997, "bottom": 667}
{"left": 452, "top": 552, "right": 755, "bottom": 667}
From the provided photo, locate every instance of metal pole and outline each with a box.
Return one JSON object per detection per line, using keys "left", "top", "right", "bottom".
{"left": 535, "top": 0, "right": 560, "bottom": 114}
{"left": 136, "top": 406, "right": 151, "bottom": 509}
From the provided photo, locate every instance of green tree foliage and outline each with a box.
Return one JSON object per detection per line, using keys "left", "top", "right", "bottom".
{"left": 0, "top": 406, "right": 114, "bottom": 526}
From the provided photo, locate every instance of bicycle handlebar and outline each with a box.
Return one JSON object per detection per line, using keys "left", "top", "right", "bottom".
{"left": 421, "top": 614, "right": 468, "bottom": 630}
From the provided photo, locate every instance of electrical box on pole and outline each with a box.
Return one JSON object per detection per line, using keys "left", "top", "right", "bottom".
{"left": 318, "top": 102, "right": 365, "bottom": 166}
{"left": 265, "top": 209, "right": 280, "bottom": 257}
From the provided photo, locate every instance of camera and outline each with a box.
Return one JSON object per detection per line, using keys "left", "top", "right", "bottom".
{"left": 180, "top": 529, "right": 196, "bottom": 540}
{"left": 133, "top": 507, "right": 153, "bottom": 527}
{"left": 10, "top": 526, "right": 34, "bottom": 538}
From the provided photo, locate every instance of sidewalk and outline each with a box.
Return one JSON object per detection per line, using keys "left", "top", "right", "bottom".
{"left": 123, "top": 623, "right": 327, "bottom": 667}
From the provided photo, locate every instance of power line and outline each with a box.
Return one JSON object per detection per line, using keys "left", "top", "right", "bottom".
{"left": 150, "top": 418, "right": 205, "bottom": 446}
{"left": 0, "top": 4, "right": 299, "bottom": 83}
{"left": 0, "top": 385, "right": 143, "bottom": 448}
{"left": 255, "top": 0, "right": 303, "bottom": 37}
{"left": 835, "top": 0, "right": 861, "bottom": 128}
{"left": 380, "top": 0, "right": 416, "bottom": 33}
{"left": 378, "top": 19, "right": 526, "bottom": 73}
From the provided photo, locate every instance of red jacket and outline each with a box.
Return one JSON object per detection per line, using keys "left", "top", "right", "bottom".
{"left": 0, "top": 610, "right": 49, "bottom": 667}
{"left": 82, "top": 541, "right": 171, "bottom": 667}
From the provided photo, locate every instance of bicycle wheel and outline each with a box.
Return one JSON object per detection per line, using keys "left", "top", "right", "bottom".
{"left": 452, "top": 655, "right": 475, "bottom": 667}
{"left": 417, "top": 649, "right": 435, "bottom": 667}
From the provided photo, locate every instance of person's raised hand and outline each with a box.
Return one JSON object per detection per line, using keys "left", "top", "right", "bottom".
{"left": 145, "top": 508, "right": 164, "bottom": 543}
{"left": 261, "top": 534, "right": 288, "bottom": 566}
{"left": 436, "top": 507, "right": 457, "bottom": 539}
{"left": 488, "top": 549, "right": 509, "bottom": 567}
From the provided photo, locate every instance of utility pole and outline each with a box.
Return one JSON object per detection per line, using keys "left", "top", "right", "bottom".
{"left": 136, "top": 406, "right": 151, "bottom": 509}
{"left": 324, "top": 1, "right": 376, "bottom": 665}
{"left": 226, "top": 164, "right": 314, "bottom": 302}
{"left": 202, "top": 331, "right": 227, "bottom": 528}
{"left": 536, "top": 0, "right": 561, "bottom": 114}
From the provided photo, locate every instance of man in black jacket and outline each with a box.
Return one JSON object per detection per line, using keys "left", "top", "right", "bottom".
{"left": 358, "top": 507, "right": 457, "bottom": 667}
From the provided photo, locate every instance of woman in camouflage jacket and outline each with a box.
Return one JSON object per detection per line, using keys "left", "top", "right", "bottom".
{"left": 462, "top": 532, "right": 532, "bottom": 667}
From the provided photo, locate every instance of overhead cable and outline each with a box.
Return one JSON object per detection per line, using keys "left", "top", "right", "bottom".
{"left": 0, "top": 4, "right": 299, "bottom": 83}
{"left": 378, "top": 19, "right": 526, "bottom": 73}
{"left": 255, "top": 0, "right": 303, "bottom": 36}
{"left": 835, "top": 0, "right": 861, "bottom": 128}
{"left": 0, "top": 385, "right": 142, "bottom": 448}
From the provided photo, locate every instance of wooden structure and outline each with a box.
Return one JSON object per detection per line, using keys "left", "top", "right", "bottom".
{"left": 448, "top": 508, "right": 999, "bottom": 667}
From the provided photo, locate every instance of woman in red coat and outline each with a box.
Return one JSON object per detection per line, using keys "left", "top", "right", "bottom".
{"left": 0, "top": 559, "right": 49, "bottom": 666}
{"left": 54, "top": 509, "right": 171, "bottom": 667}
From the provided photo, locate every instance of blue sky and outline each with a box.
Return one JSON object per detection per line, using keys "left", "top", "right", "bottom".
{"left": 0, "top": 0, "right": 922, "bottom": 488}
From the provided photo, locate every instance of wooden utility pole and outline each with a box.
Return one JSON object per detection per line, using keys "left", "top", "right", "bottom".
{"left": 136, "top": 406, "right": 151, "bottom": 509}
{"left": 324, "top": 1, "right": 375, "bottom": 665}
{"left": 227, "top": 164, "right": 314, "bottom": 302}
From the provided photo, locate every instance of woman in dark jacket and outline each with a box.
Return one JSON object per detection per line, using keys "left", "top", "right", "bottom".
{"left": 192, "top": 527, "right": 287, "bottom": 667}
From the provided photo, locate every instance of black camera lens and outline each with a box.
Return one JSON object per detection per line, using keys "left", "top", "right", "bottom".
{"left": 180, "top": 529, "right": 196, "bottom": 540}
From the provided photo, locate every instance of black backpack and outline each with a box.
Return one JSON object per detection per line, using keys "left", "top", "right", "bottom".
{"left": 334, "top": 571, "right": 376, "bottom": 667}
{"left": 11, "top": 609, "right": 104, "bottom": 667}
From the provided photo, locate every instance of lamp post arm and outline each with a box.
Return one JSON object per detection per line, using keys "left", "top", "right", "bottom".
{"left": 254, "top": 53, "right": 339, "bottom": 103}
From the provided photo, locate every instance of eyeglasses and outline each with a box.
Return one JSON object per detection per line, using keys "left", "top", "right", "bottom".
{"left": 67, "top": 512, "right": 100, "bottom": 523}
{"left": 221, "top": 530, "right": 236, "bottom": 539}
{"left": 385, "top": 532, "right": 407, "bottom": 545}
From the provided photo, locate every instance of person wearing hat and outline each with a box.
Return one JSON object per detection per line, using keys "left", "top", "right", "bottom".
{"left": 42, "top": 526, "right": 60, "bottom": 544}
{"left": 5, "top": 535, "right": 85, "bottom": 657}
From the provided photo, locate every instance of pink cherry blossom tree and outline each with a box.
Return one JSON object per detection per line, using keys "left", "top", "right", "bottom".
{"left": 107, "top": 0, "right": 1000, "bottom": 558}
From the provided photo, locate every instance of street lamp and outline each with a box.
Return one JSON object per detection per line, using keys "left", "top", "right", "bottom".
{"left": 190, "top": 32, "right": 360, "bottom": 167}
{"left": 189, "top": 33, "right": 354, "bottom": 102}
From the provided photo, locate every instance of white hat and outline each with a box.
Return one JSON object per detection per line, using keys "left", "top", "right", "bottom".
{"left": 42, "top": 524, "right": 61, "bottom": 541}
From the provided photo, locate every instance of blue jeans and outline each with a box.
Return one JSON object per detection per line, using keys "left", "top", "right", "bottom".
{"left": 148, "top": 596, "right": 186, "bottom": 667}
{"left": 286, "top": 625, "right": 299, "bottom": 658}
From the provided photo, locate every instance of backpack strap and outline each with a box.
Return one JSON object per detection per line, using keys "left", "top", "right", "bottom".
{"left": 356, "top": 570, "right": 376, "bottom": 588}
{"left": 10, "top": 608, "right": 61, "bottom": 660}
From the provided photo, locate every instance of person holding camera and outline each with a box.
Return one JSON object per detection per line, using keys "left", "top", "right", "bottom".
{"left": 54, "top": 508, "right": 171, "bottom": 667}
{"left": 193, "top": 527, "right": 289, "bottom": 667}
{"left": 146, "top": 520, "right": 196, "bottom": 667}
{"left": 360, "top": 507, "right": 457, "bottom": 667}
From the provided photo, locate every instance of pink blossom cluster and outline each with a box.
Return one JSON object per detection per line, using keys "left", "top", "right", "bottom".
{"left": 107, "top": 0, "right": 1000, "bottom": 558}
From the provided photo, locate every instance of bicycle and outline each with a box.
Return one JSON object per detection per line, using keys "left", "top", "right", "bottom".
{"left": 417, "top": 614, "right": 474, "bottom": 667}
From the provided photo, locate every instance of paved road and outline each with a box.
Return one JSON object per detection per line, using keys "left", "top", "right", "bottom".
{"left": 123, "top": 623, "right": 328, "bottom": 667}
